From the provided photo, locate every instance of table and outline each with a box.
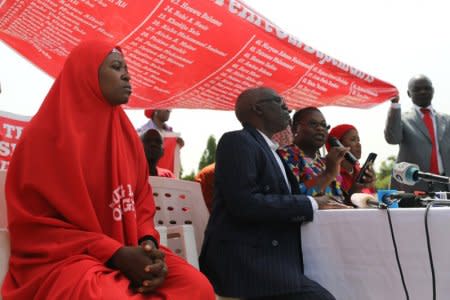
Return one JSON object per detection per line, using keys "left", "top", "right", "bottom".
{"left": 301, "top": 208, "right": 450, "bottom": 300}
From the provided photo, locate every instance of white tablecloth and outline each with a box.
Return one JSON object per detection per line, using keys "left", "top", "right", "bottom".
{"left": 301, "top": 208, "right": 450, "bottom": 300}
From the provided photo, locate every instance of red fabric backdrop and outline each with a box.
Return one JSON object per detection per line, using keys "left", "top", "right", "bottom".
{"left": 0, "top": 0, "right": 398, "bottom": 110}
{"left": 0, "top": 111, "right": 30, "bottom": 171}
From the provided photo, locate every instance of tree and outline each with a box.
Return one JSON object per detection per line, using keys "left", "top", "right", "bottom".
{"left": 181, "top": 170, "right": 196, "bottom": 181}
{"left": 198, "top": 135, "right": 216, "bottom": 171}
{"left": 375, "top": 155, "right": 396, "bottom": 189}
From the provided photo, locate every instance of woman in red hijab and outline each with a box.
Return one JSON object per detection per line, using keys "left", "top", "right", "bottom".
{"left": 327, "top": 124, "right": 376, "bottom": 196}
{"left": 2, "top": 40, "right": 214, "bottom": 299}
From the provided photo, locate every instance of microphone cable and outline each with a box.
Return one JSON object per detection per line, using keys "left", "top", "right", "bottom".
{"left": 424, "top": 201, "right": 436, "bottom": 300}
{"left": 386, "top": 207, "right": 410, "bottom": 300}
{"left": 423, "top": 197, "right": 450, "bottom": 300}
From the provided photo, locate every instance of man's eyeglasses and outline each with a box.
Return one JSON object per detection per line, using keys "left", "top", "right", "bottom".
{"left": 256, "top": 96, "right": 284, "bottom": 105}
{"left": 298, "top": 121, "right": 331, "bottom": 130}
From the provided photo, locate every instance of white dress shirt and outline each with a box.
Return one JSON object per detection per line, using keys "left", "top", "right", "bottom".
{"left": 256, "top": 130, "right": 318, "bottom": 210}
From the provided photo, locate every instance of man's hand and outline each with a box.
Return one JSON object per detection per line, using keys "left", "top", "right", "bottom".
{"left": 314, "top": 195, "right": 352, "bottom": 209}
{"left": 390, "top": 96, "right": 400, "bottom": 103}
{"left": 136, "top": 241, "right": 168, "bottom": 294}
{"left": 176, "top": 137, "right": 185, "bottom": 148}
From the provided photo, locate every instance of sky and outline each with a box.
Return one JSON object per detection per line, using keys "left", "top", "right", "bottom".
{"left": 1, "top": 0, "right": 450, "bottom": 176}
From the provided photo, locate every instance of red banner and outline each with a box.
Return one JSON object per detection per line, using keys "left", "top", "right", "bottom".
{"left": 0, "top": 0, "right": 398, "bottom": 110}
{"left": 0, "top": 111, "right": 30, "bottom": 171}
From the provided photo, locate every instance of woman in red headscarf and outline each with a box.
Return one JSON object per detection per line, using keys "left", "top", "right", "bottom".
{"left": 327, "top": 124, "right": 377, "bottom": 196}
{"left": 1, "top": 40, "right": 214, "bottom": 300}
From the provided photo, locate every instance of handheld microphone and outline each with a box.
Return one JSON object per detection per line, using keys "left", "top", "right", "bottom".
{"left": 328, "top": 137, "right": 358, "bottom": 165}
{"left": 392, "top": 162, "right": 450, "bottom": 186}
{"left": 350, "top": 193, "right": 380, "bottom": 208}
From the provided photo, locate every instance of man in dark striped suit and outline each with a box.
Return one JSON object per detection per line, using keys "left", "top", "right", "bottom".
{"left": 200, "top": 87, "right": 340, "bottom": 300}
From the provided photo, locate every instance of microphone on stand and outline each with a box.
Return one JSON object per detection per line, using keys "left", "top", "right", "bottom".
{"left": 392, "top": 162, "right": 450, "bottom": 185}
{"left": 380, "top": 192, "right": 424, "bottom": 208}
{"left": 380, "top": 190, "right": 450, "bottom": 208}
{"left": 351, "top": 191, "right": 422, "bottom": 208}
{"left": 351, "top": 191, "right": 437, "bottom": 208}
{"left": 350, "top": 193, "right": 381, "bottom": 208}
{"left": 328, "top": 137, "right": 358, "bottom": 165}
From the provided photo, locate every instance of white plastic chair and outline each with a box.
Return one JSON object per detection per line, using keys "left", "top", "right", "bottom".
{"left": 0, "top": 229, "right": 9, "bottom": 297}
{"left": 150, "top": 177, "right": 242, "bottom": 299}
{"left": 155, "top": 226, "right": 168, "bottom": 246}
{"left": 0, "top": 170, "right": 9, "bottom": 299}
{"left": 149, "top": 176, "right": 210, "bottom": 268}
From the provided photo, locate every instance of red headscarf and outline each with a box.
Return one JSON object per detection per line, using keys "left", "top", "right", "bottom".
{"left": 144, "top": 109, "right": 155, "bottom": 119}
{"left": 326, "top": 124, "right": 357, "bottom": 151}
{"left": 3, "top": 40, "right": 158, "bottom": 298}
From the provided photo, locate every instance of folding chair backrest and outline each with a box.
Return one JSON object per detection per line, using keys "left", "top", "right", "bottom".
{"left": 0, "top": 171, "right": 7, "bottom": 229}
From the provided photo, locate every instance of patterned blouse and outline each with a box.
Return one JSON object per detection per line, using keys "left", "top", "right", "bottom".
{"left": 278, "top": 144, "right": 344, "bottom": 199}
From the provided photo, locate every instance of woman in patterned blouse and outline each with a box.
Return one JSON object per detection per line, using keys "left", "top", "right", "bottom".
{"left": 278, "top": 107, "right": 349, "bottom": 204}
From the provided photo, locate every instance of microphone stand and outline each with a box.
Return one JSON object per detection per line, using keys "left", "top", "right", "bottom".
{"left": 419, "top": 194, "right": 450, "bottom": 207}
{"left": 386, "top": 193, "right": 450, "bottom": 208}
{"left": 421, "top": 199, "right": 450, "bottom": 206}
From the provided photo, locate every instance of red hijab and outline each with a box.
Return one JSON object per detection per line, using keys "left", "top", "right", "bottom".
{"left": 144, "top": 109, "right": 155, "bottom": 118}
{"left": 325, "top": 124, "right": 356, "bottom": 151}
{"left": 4, "top": 40, "right": 158, "bottom": 296}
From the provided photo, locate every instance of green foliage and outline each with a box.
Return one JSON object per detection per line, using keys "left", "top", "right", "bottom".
{"left": 198, "top": 135, "right": 217, "bottom": 171}
{"left": 181, "top": 170, "right": 196, "bottom": 181}
{"left": 375, "top": 155, "right": 396, "bottom": 189}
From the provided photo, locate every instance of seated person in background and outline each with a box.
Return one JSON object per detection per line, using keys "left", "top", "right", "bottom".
{"left": 278, "top": 107, "right": 349, "bottom": 204}
{"left": 1, "top": 40, "right": 214, "bottom": 300}
{"left": 327, "top": 124, "right": 376, "bottom": 196}
{"left": 141, "top": 129, "right": 175, "bottom": 178}
{"left": 200, "top": 87, "right": 345, "bottom": 300}
{"left": 138, "top": 109, "right": 184, "bottom": 148}
{"left": 194, "top": 163, "right": 215, "bottom": 212}
{"left": 138, "top": 109, "right": 184, "bottom": 177}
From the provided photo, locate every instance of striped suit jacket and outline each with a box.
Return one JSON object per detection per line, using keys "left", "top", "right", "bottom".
{"left": 199, "top": 126, "right": 314, "bottom": 298}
